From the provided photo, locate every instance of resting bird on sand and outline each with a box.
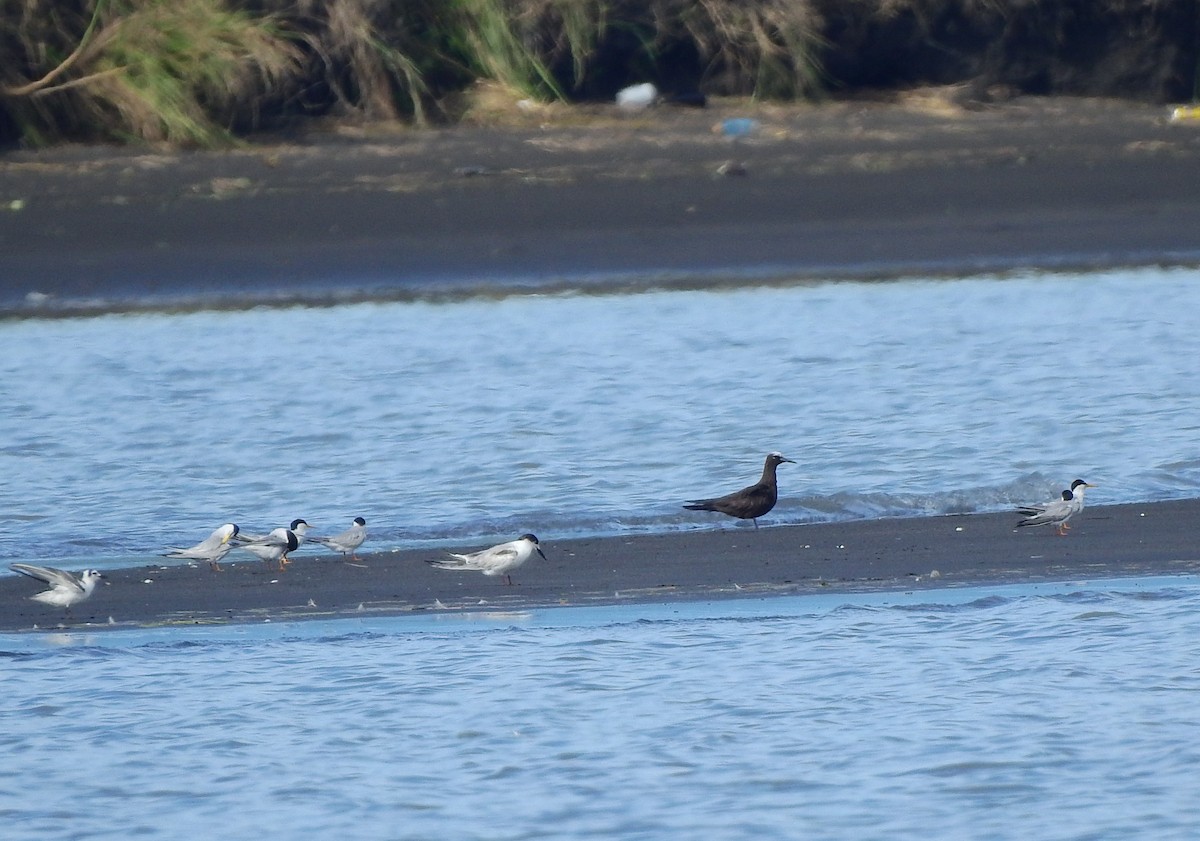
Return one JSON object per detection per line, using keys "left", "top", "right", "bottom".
{"left": 236, "top": 519, "right": 310, "bottom": 567}
{"left": 162, "top": 523, "right": 240, "bottom": 571}
{"left": 1063, "top": 479, "right": 1095, "bottom": 524}
{"left": 684, "top": 451, "right": 796, "bottom": 528}
{"left": 235, "top": 527, "right": 300, "bottom": 570}
{"left": 9, "top": 564, "right": 104, "bottom": 618}
{"left": 1016, "top": 480, "right": 1093, "bottom": 535}
{"left": 313, "top": 517, "right": 367, "bottom": 562}
{"left": 1016, "top": 489, "right": 1075, "bottom": 535}
{"left": 427, "top": 534, "right": 546, "bottom": 586}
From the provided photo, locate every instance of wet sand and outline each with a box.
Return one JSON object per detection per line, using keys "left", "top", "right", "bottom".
{"left": 3, "top": 96, "right": 1200, "bottom": 314}
{"left": 2, "top": 500, "right": 1197, "bottom": 631}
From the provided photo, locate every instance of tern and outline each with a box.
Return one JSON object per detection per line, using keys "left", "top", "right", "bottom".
{"left": 10, "top": 564, "right": 104, "bottom": 617}
{"left": 236, "top": 527, "right": 300, "bottom": 570}
{"left": 236, "top": 519, "right": 309, "bottom": 566}
{"left": 427, "top": 534, "right": 546, "bottom": 586}
{"left": 1064, "top": 479, "right": 1095, "bottom": 524}
{"left": 288, "top": 518, "right": 311, "bottom": 546}
{"left": 684, "top": 452, "right": 796, "bottom": 528}
{"left": 1016, "top": 489, "right": 1075, "bottom": 535}
{"left": 162, "top": 523, "right": 240, "bottom": 571}
{"left": 1016, "top": 480, "right": 1094, "bottom": 535}
{"left": 238, "top": 519, "right": 310, "bottom": 544}
{"left": 312, "top": 517, "right": 367, "bottom": 562}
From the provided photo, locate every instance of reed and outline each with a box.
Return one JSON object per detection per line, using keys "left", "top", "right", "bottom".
{"left": 669, "top": 0, "right": 825, "bottom": 99}
{"left": 3, "top": 0, "right": 1190, "bottom": 147}
{"left": 446, "top": 0, "right": 557, "bottom": 99}
{"left": 0, "top": 0, "right": 823, "bottom": 144}
{"left": 273, "top": 0, "right": 434, "bottom": 124}
{"left": 1, "top": 0, "right": 300, "bottom": 144}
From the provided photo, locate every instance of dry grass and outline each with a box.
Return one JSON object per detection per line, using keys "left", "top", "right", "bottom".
{"left": 277, "top": 0, "right": 432, "bottom": 123}
{"left": 2, "top": 0, "right": 301, "bottom": 144}
{"left": 668, "top": 0, "right": 825, "bottom": 99}
{"left": 0, "top": 0, "right": 827, "bottom": 144}
{"left": 4, "top": 0, "right": 1188, "bottom": 146}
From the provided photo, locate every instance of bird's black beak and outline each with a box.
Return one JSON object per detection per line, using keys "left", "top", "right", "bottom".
{"left": 536, "top": 548, "right": 547, "bottom": 561}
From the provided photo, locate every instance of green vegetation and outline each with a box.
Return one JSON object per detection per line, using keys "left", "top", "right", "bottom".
{"left": 0, "top": 0, "right": 1195, "bottom": 147}
{"left": 0, "top": 0, "right": 301, "bottom": 145}
{"left": 0, "top": 0, "right": 828, "bottom": 145}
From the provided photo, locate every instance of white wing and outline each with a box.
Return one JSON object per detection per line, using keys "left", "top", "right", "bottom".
{"left": 10, "top": 563, "right": 84, "bottom": 593}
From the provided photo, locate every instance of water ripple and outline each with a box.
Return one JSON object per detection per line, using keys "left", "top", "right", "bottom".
{"left": 1, "top": 581, "right": 1199, "bottom": 838}
{"left": 1, "top": 268, "right": 1199, "bottom": 567}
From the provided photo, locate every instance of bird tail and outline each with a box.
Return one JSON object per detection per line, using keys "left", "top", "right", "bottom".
{"left": 683, "top": 500, "right": 714, "bottom": 512}
{"left": 427, "top": 553, "right": 469, "bottom": 570}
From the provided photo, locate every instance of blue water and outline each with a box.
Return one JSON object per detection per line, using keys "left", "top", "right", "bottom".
{"left": 3, "top": 577, "right": 1199, "bottom": 840}
{"left": 3, "top": 268, "right": 1200, "bottom": 838}
{"left": 1, "top": 267, "right": 1199, "bottom": 568}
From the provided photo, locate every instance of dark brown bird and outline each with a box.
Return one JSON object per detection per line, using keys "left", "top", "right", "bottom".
{"left": 684, "top": 451, "right": 796, "bottom": 528}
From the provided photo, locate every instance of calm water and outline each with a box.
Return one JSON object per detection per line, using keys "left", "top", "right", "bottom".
{"left": 3, "top": 269, "right": 1200, "bottom": 838}
{"left": 2, "top": 578, "right": 1199, "bottom": 840}
{"left": 1, "top": 267, "right": 1198, "bottom": 568}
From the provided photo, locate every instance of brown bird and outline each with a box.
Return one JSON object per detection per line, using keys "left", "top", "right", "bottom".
{"left": 684, "top": 451, "right": 796, "bottom": 528}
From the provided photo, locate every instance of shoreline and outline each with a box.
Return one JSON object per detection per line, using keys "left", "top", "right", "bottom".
{"left": 3, "top": 95, "right": 1198, "bottom": 632}
{"left": 2, "top": 499, "right": 1197, "bottom": 632}
{"left": 3, "top": 96, "right": 1200, "bottom": 315}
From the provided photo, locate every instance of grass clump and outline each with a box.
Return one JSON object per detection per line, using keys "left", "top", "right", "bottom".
{"left": 0, "top": 0, "right": 828, "bottom": 145}
{"left": 1, "top": 0, "right": 301, "bottom": 145}
{"left": 664, "top": 0, "right": 825, "bottom": 99}
{"left": 9, "top": 0, "right": 1186, "bottom": 148}
{"left": 271, "top": 0, "right": 436, "bottom": 124}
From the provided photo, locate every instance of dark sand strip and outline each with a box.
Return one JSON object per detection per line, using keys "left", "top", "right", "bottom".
{"left": 3, "top": 98, "right": 1200, "bottom": 314}
{"left": 2, "top": 500, "right": 1197, "bottom": 632}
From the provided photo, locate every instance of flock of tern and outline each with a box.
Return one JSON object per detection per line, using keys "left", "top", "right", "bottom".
{"left": 5, "top": 454, "right": 1097, "bottom": 618}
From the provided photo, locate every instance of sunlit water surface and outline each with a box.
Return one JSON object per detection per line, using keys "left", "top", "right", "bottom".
{"left": 3, "top": 578, "right": 1199, "bottom": 840}
{"left": 1, "top": 267, "right": 1198, "bottom": 568}
{"left": 3, "top": 269, "right": 1199, "bottom": 837}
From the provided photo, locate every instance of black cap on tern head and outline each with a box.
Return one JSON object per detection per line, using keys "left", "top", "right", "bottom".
{"left": 520, "top": 533, "right": 547, "bottom": 560}
{"left": 353, "top": 517, "right": 366, "bottom": 526}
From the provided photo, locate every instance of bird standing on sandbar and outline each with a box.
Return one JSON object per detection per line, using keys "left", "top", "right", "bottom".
{"left": 235, "top": 527, "right": 300, "bottom": 570}
{"left": 1063, "top": 479, "right": 1095, "bottom": 525}
{"left": 162, "top": 523, "right": 240, "bottom": 571}
{"left": 684, "top": 451, "right": 796, "bottom": 528}
{"left": 236, "top": 518, "right": 310, "bottom": 567}
{"left": 313, "top": 517, "right": 367, "bottom": 562}
{"left": 427, "top": 534, "right": 546, "bottom": 586}
{"left": 9, "top": 564, "right": 104, "bottom": 618}
{"left": 1016, "top": 480, "right": 1094, "bottom": 536}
